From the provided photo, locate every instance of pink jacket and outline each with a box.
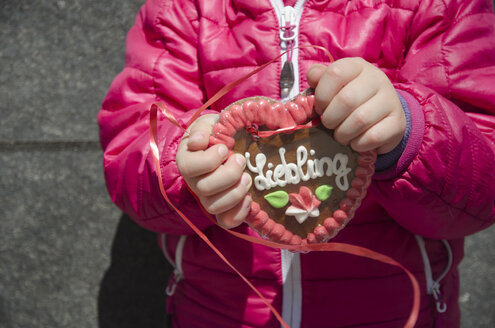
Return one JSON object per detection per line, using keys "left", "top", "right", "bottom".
{"left": 98, "top": 0, "right": 495, "bottom": 327}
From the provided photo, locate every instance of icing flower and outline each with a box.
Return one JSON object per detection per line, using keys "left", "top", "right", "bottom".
{"left": 285, "top": 186, "right": 321, "bottom": 224}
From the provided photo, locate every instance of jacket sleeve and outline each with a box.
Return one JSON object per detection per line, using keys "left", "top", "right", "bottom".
{"left": 97, "top": 0, "right": 215, "bottom": 235}
{"left": 371, "top": 0, "right": 495, "bottom": 239}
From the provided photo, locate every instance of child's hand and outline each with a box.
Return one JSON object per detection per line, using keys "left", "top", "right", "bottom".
{"left": 176, "top": 114, "right": 252, "bottom": 229}
{"left": 307, "top": 58, "right": 406, "bottom": 154}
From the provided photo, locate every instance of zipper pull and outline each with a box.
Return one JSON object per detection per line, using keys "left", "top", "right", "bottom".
{"left": 280, "top": 61, "right": 294, "bottom": 99}
{"left": 280, "top": 6, "right": 296, "bottom": 42}
{"left": 280, "top": 6, "right": 297, "bottom": 99}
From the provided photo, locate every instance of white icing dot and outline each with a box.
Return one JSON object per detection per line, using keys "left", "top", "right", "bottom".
{"left": 267, "top": 163, "right": 274, "bottom": 169}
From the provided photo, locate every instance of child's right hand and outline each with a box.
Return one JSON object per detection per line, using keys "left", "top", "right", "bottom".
{"left": 176, "top": 114, "right": 253, "bottom": 229}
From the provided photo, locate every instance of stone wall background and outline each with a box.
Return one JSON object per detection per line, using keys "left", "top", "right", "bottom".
{"left": 1, "top": 1, "right": 494, "bottom": 327}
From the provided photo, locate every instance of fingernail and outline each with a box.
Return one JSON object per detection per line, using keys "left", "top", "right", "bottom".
{"left": 235, "top": 154, "right": 246, "bottom": 168}
{"left": 244, "top": 196, "right": 252, "bottom": 209}
{"left": 189, "top": 132, "right": 204, "bottom": 144}
{"left": 241, "top": 173, "right": 252, "bottom": 188}
{"left": 217, "top": 144, "right": 228, "bottom": 157}
{"left": 307, "top": 65, "right": 318, "bottom": 76}
{"left": 236, "top": 197, "right": 252, "bottom": 219}
{"left": 307, "top": 64, "right": 325, "bottom": 77}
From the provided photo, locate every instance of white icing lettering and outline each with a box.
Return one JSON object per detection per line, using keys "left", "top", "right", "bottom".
{"left": 273, "top": 164, "right": 286, "bottom": 186}
{"left": 316, "top": 157, "right": 332, "bottom": 177}
{"left": 333, "top": 153, "right": 352, "bottom": 191}
{"left": 307, "top": 158, "right": 317, "bottom": 179}
{"left": 279, "top": 148, "right": 299, "bottom": 184}
{"left": 297, "top": 146, "right": 310, "bottom": 181}
{"left": 245, "top": 146, "right": 351, "bottom": 192}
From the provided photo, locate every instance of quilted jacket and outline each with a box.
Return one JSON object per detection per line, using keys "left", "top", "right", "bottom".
{"left": 98, "top": 0, "right": 495, "bottom": 327}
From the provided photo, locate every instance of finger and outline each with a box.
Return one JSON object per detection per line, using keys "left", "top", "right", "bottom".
{"left": 320, "top": 68, "right": 379, "bottom": 130}
{"left": 349, "top": 115, "right": 406, "bottom": 153}
{"left": 216, "top": 195, "right": 252, "bottom": 229}
{"left": 194, "top": 153, "right": 246, "bottom": 197}
{"left": 201, "top": 173, "right": 252, "bottom": 215}
{"left": 306, "top": 64, "right": 327, "bottom": 89}
{"left": 333, "top": 92, "right": 389, "bottom": 145}
{"left": 186, "top": 114, "right": 219, "bottom": 151}
{"left": 177, "top": 143, "right": 229, "bottom": 178}
{"left": 314, "top": 58, "right": 364, "bottom": 115}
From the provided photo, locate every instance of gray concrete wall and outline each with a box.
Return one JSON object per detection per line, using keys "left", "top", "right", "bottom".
{"left": 0, "top": 1, "right": 494, "bottom": 327}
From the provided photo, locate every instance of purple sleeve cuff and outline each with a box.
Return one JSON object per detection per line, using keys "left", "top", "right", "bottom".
{"left": 374, "top": 92, "right": 412, "bottom": 171}
{"left": 373, "top": 89, "right": 425, "bottom": 180}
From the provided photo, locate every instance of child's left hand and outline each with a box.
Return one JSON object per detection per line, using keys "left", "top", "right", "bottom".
{"left": 306, "top": 58, "right": 406, "bottom": 154}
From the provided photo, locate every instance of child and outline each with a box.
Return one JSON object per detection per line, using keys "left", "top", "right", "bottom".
{"left": 98, "top": 0, "right": 495, "bottom": 327}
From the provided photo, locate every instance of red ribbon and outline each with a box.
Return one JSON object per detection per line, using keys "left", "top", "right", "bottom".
{"left": 246, "top": 117, "right": 321, "bottom": 139}
{"left": 149, "top": 46, "right": 420, "bottom": 328}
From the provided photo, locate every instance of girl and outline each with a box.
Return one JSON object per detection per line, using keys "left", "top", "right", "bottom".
{"left": 98, "top": 0, "right": 495, "bottom": 327}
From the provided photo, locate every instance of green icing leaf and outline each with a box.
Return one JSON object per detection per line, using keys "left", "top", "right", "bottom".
{"left": 315, "top": 185, "right": 333, "bottom": 201}
{"left": 264, "top": 190, "right": 289, "bottom": 208}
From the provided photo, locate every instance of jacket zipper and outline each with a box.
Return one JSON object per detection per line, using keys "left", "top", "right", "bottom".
{"left": 279, "top": 5, "right": 296, "bottom": 99}
{"left": 270, "top": 0, "right": 307, "bottom": 100}
{"left": 270, "top": 3, "right": 307, "bottom": 326}
{"left": 281, "top": 250, "right": 302, "bottom": 328}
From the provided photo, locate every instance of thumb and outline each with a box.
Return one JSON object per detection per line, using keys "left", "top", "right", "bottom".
{"left": 186, "top": 114, "right": 218, "bottom": 151}
{"left": 306, "top": 64, "right": 327, "bottom": 88}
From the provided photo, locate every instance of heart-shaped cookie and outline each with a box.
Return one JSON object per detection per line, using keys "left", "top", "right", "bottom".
{"left": 209, "top": 91, "right": 376, "bottom": 245}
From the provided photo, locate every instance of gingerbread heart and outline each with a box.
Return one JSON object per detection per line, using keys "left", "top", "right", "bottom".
{"left": 209, "top": 91, "right": 376, "bottom": 245}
